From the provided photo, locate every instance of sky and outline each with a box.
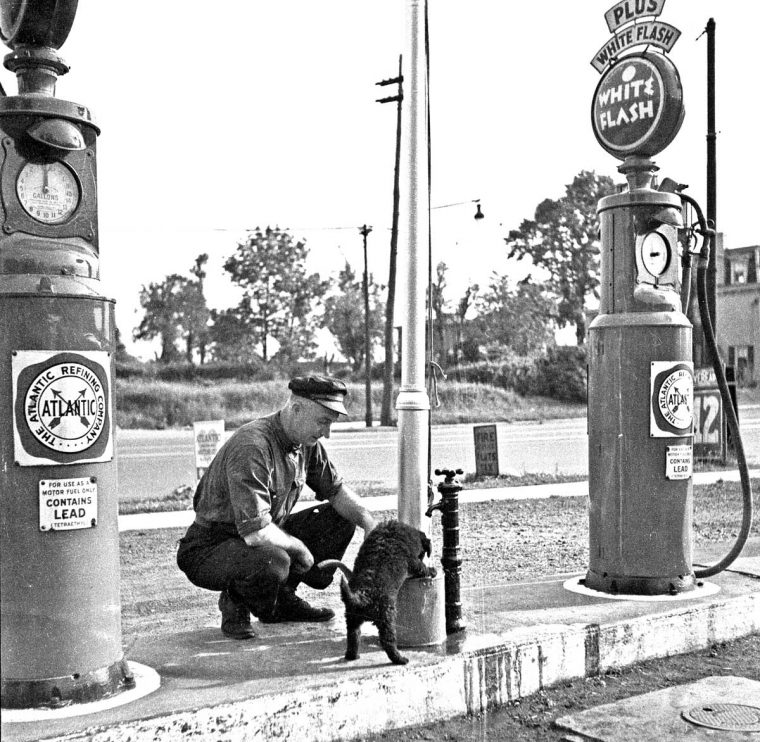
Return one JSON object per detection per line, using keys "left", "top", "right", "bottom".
{"left": 19, "top": 0, "right": 760, "bottom": 359}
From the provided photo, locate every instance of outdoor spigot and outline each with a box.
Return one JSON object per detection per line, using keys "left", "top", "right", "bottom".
{"left": 429, "top": 467, "right": 466, "bottom": 635}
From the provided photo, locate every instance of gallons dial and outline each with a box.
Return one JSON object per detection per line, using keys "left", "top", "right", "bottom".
{"left": 640, "top": 231, "right": 671, "bottom": 277}
{"left": 16, "top": 161, "right": 80, "bottom": 224}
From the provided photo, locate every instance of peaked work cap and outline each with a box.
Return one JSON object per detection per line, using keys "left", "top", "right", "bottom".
{"left": 289, "top": 375, "right": 348, "bottom": 416}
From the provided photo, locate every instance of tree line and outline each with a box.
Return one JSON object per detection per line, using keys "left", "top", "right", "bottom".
{"left": 132, "top": 171, "right": 615, "bottom": 372}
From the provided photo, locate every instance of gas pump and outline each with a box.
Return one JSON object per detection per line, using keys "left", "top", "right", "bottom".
{"left": 586, "top": 30, "right": 752, "bottom": 594}
{"left": 0, "top": 1, "right": 132, "bottom": 708}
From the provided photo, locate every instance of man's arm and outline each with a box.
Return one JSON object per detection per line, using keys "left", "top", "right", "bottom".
{"left": 330, "top": 484, "right": 377, "bottom": 539}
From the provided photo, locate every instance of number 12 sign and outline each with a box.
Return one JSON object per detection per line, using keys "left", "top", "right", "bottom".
{"left": 693, "top": 388, "right": 723, "bottom": 459}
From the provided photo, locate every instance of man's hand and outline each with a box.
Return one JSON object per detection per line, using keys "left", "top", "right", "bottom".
{"left": 289, "top": 542, "right": 315, "bottom": 573}
{"left": 244, "top": 523, "right": 314, "bottom": 572}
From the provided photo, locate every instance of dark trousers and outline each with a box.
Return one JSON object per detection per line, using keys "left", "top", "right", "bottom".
{"left": 176, "top": 502, "right": 355, "bottom": 616}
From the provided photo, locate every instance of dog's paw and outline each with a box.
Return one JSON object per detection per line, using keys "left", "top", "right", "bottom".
{"left": 392, "top": 655, "right": 409, "bottom": 665}
{"left": 345, "top": 652, "right": 359, "bottom": 662}
{"left": 426, "top": 567, "right": 437, "bottom": 578}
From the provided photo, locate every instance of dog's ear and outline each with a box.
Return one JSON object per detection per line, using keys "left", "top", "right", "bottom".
{"left": 419, "top": 531, "right": 432, "bottom": 558}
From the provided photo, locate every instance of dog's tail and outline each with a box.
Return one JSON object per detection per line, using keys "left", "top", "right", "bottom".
{"left": 338, "top": 573, "right": 371, "bottom": 611}
{"left": 317, "top": 559, "right": 370, "bottom": 609}
{"left": 316, "top": 558, "right": 353, "bottom": 580}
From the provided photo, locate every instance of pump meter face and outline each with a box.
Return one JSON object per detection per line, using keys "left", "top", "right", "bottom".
{"left": 640, "top": 231, "right": 671, "bottom": 277}
{"left": 16, "top": 161, "right": 80, "bottom": 224}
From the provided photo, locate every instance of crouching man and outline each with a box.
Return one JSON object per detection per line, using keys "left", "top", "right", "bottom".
{"left": 177, "top": 375, "right": 376, "bottom": 639}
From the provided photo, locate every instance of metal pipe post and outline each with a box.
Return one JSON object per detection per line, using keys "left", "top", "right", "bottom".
{"left": 397, "top": 0, "right": 430, "bottom": 531}
{"left": 359, "top": 224, "right": 373, "bottom": 427}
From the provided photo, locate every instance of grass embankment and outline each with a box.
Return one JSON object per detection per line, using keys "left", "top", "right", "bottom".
{"left": 115, "top": 378, "right": 586, "bottom": 430}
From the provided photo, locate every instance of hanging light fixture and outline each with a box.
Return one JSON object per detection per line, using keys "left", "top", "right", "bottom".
{"left": 473, "top": 201, "right": 484, "bottom": 220}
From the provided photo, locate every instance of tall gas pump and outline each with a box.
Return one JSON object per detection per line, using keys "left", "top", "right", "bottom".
{"left": 585, "top": 1, "right": 753, "bottom": 595}
{"left": 586, "top": 4, "right": 695, "bottom": 595}
{"left": 0, "top": 1, "right": 132, "bottom": 708}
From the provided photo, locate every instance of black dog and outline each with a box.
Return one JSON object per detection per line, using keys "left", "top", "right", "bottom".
{"left": 318, "top": 520, "right": 436, "bottom": 665}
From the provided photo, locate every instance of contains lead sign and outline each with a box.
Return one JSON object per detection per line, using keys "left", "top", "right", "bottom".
{"left": 665, "top": 444, "right": 692, "bottom": 480}
{"left": 39, "top": 477, "right": 98, "bottom": 531}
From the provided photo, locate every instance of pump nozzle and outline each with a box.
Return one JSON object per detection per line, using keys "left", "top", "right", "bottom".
{"left": 659, "top": 177, "right": 688, "bottom": 194}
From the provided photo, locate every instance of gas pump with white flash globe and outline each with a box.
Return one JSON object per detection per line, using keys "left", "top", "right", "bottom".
{"left": 584, "top": 1, "right": 752, "bottom": 596}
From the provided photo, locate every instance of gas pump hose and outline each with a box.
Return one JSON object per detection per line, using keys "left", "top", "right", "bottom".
{"left": 681, "top": 192, "right": 754, "bottom": 577}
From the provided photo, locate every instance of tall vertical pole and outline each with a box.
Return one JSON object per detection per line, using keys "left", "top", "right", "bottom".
{"left": 397, "top": 0, "right": 430, "bottom": 531}
{"left": 377, "top": 55, "right": 403, "bottom": 428}
{"left": 359, "top": 224, "right": 373, "bottom": 427}
{"left": 706, "top": 18, "right": 717, "bottom": 334}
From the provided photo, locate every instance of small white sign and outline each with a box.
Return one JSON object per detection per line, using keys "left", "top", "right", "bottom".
{"left": 39, "top": 477, "right": 98, "bottom": 531}
{"left": 193, "top": 420, "right": 225, "bottom": 480}
{"left": 665, "top": 444, "right": 692, "bottom": 480}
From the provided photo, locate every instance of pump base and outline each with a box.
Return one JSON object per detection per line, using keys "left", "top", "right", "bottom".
{"left": 1, "top": 658, "right": 134, "bottom": 710}
{"left": 583, "top": 569, "right": 697, "bottom": 596}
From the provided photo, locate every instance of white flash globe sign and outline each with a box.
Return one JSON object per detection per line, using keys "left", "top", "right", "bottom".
{"left": 591, "top": 52, "right": 683, "bottom": 159}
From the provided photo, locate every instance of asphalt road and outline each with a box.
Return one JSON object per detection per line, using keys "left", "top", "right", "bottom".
{"left": 115, "top": 408, "right": 760, "bottom": 504}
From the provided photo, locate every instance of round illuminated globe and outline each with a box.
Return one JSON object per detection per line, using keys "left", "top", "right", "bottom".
{"left": 0, "top": 0, "right": 78, "bottom": 50}
{"left": 591, "top": 52, "right": 684, "bottom": 160}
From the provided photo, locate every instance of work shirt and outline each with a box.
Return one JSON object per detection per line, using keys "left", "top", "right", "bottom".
{"left": 192, "top": 412, "right": 343, "bottom": 538}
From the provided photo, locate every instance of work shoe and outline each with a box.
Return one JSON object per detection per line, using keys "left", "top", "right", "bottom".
{"left": 219, "top": 590, "right": 256, "bottom": 640}
{"left": 258, "top": 589, "right": 335, "bottom": 623}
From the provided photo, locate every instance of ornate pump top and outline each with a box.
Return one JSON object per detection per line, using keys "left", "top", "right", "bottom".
{"left": 0, "top": 0, "right": 79, "bottom": 95}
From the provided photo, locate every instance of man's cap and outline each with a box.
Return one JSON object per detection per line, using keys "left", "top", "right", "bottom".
{"left": 288, "top": 375, "right": 348, "bottom": 416}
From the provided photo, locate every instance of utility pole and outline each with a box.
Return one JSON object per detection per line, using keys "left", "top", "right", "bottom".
{"left": 376, "top": 56, "right": 403, "bottom": 427}
{"left": 359, "top": 224, "right": 373, "bottom": 427}
{"left": 706, "top": 18, "right": 717, "bottom": 338}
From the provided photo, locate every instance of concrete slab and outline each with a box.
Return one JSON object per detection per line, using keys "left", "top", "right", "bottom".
{"left": 2, "top": 541, "right": 758, "bottom": 742}
{"left": 555, "top": 675, "right": 760, "bottom": 741}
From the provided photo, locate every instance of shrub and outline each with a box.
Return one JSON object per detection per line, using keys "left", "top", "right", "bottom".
{"left": 443, "top": 346, "right": 586, "bottom": 402}
{"left": 115, "top": 359, "right": 149, "bottom": 379}
{"left": 533, "top": 345, "right": 587, "bottom": 402}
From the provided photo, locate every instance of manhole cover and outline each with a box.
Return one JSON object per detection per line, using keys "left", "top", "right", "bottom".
{"left": 682, "top": 703, "right": 760, "bottom": 732}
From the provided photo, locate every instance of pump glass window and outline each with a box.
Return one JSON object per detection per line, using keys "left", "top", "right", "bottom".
{"left": 641, "top": 231, "right": 670, "bottom": 277}
{"left": 16, "top": 161, "right": 80, "bottom": 224}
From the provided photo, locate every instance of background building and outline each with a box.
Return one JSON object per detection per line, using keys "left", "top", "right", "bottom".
{"left": 718, "top": 241, "right": 759, "bottom": 385}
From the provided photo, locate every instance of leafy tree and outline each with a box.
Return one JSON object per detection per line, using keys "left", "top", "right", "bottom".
{"left": 323, "top": 261, "right": 385, "bottom": 372}
{"left": 223, "top": 227, "right": 329, "bottom": 363}
{"left": 504, "top": 170, "right": 615, "bottom": 344}
{"left": 207, "top": 302, "right": 260, "bottom": 363}
{"left": 430, "top": 261, "right": 449, "bottom": 364}
{"left": 133, "top": 254, "right": 211, "bottom": 364}
{"left": 134, "top": 273, "right": 187, "bottom": 362}
{"left": 453, "top": 282, "right": 479, "bottom": 362}
{"left": 473, "top": 274, "right": 557, "bottom": 357}
{"left": 186, "top": 254, "right": 211, "bottom": 364}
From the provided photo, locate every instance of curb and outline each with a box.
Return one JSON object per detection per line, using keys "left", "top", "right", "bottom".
{"left": 118, "top": 469, "right": 759, "bottom": 532}
{"left": 40, "top": 584, "right": 759, "bottom": 742}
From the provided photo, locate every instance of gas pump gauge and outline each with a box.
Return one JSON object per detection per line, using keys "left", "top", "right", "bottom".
{"left": 640, "top": 231, "right": 671, "bottom": 277}
{"left": 16, "top": 160, "right": 80, "bottom": 224}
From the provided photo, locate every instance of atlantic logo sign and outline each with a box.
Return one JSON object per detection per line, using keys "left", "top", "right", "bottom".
{"left": 650, "top": 361, "right": 694, "bottom": 438}
{"left": 12, "top": 350, "right": 113, "bottom": 466}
